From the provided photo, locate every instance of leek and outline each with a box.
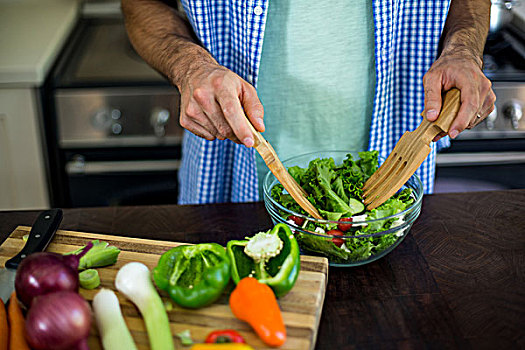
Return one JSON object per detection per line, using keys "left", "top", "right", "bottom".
{"left": 79, "top": 269, "right": 100, "bottom": 289}
{"left": 64, "top": 240, "right": 121, "bottom": 270}
{"left": 115, "top": 262, "right": 174, "bottom": 350}
{"left": 176, "top": 329, "right": 194, "bottom": 346}
{"left": 93, "top": 289, "right": 138, "bottom": 350}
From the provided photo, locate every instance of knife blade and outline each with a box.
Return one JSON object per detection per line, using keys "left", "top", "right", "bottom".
{"left": 0, "top": 209, "right": 63, "bottom": 303}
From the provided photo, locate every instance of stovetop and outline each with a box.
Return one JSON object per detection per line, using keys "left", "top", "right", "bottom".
{"left": 52, "top": 18, "right": 170, "bottom": 88}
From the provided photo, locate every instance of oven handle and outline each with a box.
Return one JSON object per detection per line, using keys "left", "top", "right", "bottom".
{"left": 436, "top": 152, "right": 525, "bottom": 167}
{"left": 66, "top": 157, "right": 181, "bottom": 175}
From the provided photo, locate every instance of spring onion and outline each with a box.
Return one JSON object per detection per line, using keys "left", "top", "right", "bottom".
{"left": 176, "top": 329, "right": 193, "bottom": 346}
{"left": 79, "top": 269, "right": 100, "bottom": 289}
{"left": 93, "top": 289, "right": 138, "bottom": 350}
{"left": 115, "top": 262, "right": 174, "bottom": 350}
{"left": 164, "top": 299, "right": 174, "bottom": 312}
{"left": 64, "top": 240, "right": 121, "bottom": 270}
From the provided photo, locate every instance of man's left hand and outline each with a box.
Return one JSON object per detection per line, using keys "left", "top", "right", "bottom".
{"left": 422, "top": 51, "right": 496, "bottom": 142}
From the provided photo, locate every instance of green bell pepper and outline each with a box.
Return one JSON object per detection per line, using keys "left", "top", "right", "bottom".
{"left": 226, "top": 223, "right": 300, "bottom": 297}
{"left": 153, "top": 243, "right": 231, "bottom": 309}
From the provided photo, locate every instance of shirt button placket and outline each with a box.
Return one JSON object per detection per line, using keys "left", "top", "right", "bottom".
{"left": 254, "top": 5, "right": 263, "bottom": 15}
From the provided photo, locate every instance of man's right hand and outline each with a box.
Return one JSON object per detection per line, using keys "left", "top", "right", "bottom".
{"left": 179, "top": 63, "right": 265, "bottom": 147}
{"left": 121, "top": 0, "right": 263, "bottom": 146}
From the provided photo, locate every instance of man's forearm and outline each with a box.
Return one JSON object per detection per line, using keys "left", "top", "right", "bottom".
{"left": 440, "top": 0, "right": 491, "bottom": 67}
{"left": 121, "top": 0, "right": 217, "bottom": 88}
{"left": 424, "top": 0, "right": 494, "bottom": 140}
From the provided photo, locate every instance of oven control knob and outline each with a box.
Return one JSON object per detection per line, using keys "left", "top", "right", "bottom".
{"left": 486, "top": 105, "right": 497, "bottom": 130}
{"left": 503, "top": 101, "right": 522, "bottom": 130}
{"left": 92, "top": 109, "right": 112, "bottom": 130}
{"left": 150, "top": 108, "right": 170, "bottom": 137}
{"left": 111, "top": 123, "right": 123, "bottom": 135}
{"left": 111, "top": 109, "right": 121, "bottom": 120}
{"left": 93, "top": 108, "right": 122, "bottom": 131}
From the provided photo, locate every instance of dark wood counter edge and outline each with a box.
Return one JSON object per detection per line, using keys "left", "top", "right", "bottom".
{"left": 1, "top": 189, "right": 524, "bottom": 349}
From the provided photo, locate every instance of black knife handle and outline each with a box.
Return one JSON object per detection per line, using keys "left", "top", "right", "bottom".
{"left": 5, "top": 209, "right": 63, "bottom": 269}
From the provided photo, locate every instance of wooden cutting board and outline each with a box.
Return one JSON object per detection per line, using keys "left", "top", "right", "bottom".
{"left": 0, "top": 226, "right": 329, "bottom": 350}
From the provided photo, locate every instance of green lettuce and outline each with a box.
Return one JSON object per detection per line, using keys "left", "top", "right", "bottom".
{"left": 270, "top": 151, "right": 414, "bottom": 263}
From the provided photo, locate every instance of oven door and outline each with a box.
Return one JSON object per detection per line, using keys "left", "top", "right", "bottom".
{"left": 435, "top": 151, "right": 525, "bottom": 192}
{"left": 63, "top": 149, "right": 180, "bottom": 207}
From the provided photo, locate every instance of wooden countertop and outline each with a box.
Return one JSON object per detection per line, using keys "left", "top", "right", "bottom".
{"left": 1, "top": 189, "right": 524, "bottom": 349}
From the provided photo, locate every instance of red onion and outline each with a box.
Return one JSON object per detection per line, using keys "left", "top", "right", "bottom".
{"left": 15, "top": 242, "right": 93, "bottom": 307}
{"left": 25, "top": 291, "right": 92, "bottom": 350}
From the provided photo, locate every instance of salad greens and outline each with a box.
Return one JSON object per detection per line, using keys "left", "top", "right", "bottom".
{"left": 270, "top": 151, "right": 415, "bottom": 263}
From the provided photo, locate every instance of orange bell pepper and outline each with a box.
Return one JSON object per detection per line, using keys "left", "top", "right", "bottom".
{"left": 229, "top": 277, "right": 286, "bottom": 347}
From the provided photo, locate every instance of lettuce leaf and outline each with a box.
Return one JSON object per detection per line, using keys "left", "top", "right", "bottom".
{"left": 270, "top": 151, "right": 414, "bottom": 263}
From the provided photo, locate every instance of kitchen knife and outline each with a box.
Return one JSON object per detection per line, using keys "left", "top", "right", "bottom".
{"left": 0, "top": 209, "right": 63, "bottom": 303}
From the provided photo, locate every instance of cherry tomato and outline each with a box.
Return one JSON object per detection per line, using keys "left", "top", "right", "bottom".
{"left": 327, "top": 229, "right": 344, "bottom": 248}
{"left": 288, "top": 215, "right": 305, "bottom": 226}
{"left": 337, "top": 217, "right": 353, "bottom": 232}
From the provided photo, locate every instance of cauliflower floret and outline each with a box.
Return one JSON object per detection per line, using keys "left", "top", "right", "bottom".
{"left": 244, "top": 232, "right": 283, "bottom": 263}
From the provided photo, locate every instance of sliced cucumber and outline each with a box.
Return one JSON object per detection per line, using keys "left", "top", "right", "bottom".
{"left": 348, "top": 198, "right": 365, "bottom": 215}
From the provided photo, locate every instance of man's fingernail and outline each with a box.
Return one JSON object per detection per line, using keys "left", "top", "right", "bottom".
{"left": 244, "top": 137, "right": 254, "bottom": 147}
{"left": 426, "top": 110, "right": 438, "bottom": 119}
{"left": 449, "top": 130, "right": 459, "bottom": 139}
{"left": 257, "top": 118, "right": 264, "bottom": 127}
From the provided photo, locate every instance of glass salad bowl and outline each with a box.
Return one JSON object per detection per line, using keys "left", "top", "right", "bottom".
{"left": 263, "top": 150, "right": 424, "bottom": 267}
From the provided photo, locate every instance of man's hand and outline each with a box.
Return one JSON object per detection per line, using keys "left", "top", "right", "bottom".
{"left": 179, "top": 63, "right": 265, "bottom": 147}
{"left": 423, "top": 0, "right": 493, "bottom": 142}
{"left": 423, "top": 52, "right": 495, "bottom": 142}
{"left": 121, "top": 0, "right": 264, "bottom": 147}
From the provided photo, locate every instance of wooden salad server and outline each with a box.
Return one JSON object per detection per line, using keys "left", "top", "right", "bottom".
{"left": 245, "top": 118, "right": 323, "bottom": 219}
{"left": 362, "top": 88, "right": 462, "bottom": 210}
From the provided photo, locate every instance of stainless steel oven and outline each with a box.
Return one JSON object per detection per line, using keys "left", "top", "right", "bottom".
{"left": 434, "top": 16, "right": 525, "bottom": 193}
{"left": 42, "top": 5, "right": 525, "bottom": 203}
{"left": 41, "top": 16, "right": 183, "bottom": 207}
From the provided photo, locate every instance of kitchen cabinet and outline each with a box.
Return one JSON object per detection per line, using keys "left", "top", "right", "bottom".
{"left": 0, "top": 89, "right": 49, "bottom": 210}
{"left": 0, "top": 0, "right": 79, "bottom": 209}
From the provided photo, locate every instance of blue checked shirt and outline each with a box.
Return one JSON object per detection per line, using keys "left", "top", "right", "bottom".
{"left": 178, "top": 0, "right": 451, "bottom": 204}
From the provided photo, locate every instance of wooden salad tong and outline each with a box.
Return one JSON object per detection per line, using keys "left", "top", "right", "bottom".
{"left": 245, "top": 119, "right": 323, "bottom": 219}
{"left": 362, "top": 88, "right": 462, "bottom": 210}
